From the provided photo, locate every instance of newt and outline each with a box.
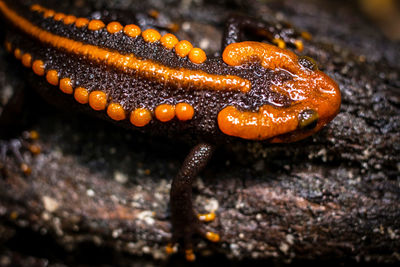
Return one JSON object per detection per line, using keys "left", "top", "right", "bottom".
{"left": 0, "top": 0, "right": 341, "bottom": 261}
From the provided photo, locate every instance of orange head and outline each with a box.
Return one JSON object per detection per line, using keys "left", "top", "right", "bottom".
{"left": 219, "top": 41, "right": 341, "bottom": 142}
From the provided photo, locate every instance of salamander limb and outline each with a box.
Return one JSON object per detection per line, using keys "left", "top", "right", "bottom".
{"left": 0, "top": 128, "right": 41, "bottom": 178}
{"left": 169, "top": 143, "right": 219, "bottom": 261}
{"left": 222, "top": 14, "right": 310, "bottom": 52}
{"left": 0, "top": 86, "right": 41, "bottom": 177}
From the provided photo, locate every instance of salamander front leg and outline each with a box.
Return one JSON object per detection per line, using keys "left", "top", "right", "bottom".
{"left": 222, "top": 14, "right": 311, "bottom": 51}
{"left": 0, "top": 88, "right": 40, "bottom": 177}
{"left": 168, "top": 143, "right": 219, "bottom": 261}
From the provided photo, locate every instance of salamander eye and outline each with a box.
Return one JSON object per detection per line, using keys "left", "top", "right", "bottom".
{"left": 298, "top": 109, "right": 319, "bottom": 130}
{"left": 298, "top": 56, "right": 318, "bottom": 71}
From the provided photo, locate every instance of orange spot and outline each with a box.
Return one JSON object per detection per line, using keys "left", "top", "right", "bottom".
{"left": 107, "top": 21, "right": 123, "bottom": 34}
{"left": 205, "top": 232, "right": 220, "bottom": 242}
{"left": 88, "top": 20, "right": 105, "bottom": 31}
{"left": 54, "top": 13, "right": 66, "bottom": 21}
{"left": 130, "top": 108, "right": 152, "bottom": 127}
{"left": 198, "top": 212, "right": 216, "bottom": 222}
{"left": 43, "top": 9, "right": 55, "bottom": 18}
{"left": 10, "top": 211, "right": 18, "bottom": 220}
{"left": 175, "top": 103, "right": 194, "bottom": 121}
{"left": 301, "top": 31, "right": 312, "bottom": 41}
{"left": 175, "top": 40, "right": 193, "bottom": 57}
{"left": 75, "top": 17, "right": 89, "bottom": 28}
{"left": 63, "top": 15, "right": 77, "bottom": 25}
{"left": 28, "top": 130, "right": 39, "bottom": 140}
{"left": 107, "top": 103, "right": 126, "bottom": 121}
{"left": 28, "top": 144, "right": 41, "bottom": 155}
{"left": 294, "top": 40, "right": 304, "bottom": 52}
{"left": 142, "top": 29, "right": 161, "bottom": 43}
{"left": 21, "top": 53, "right": 32, "bottom": 68}
{"left": 46, "top": 70, "right": 59, "bottom": 86}
{"left": 160, "top": 33, "right": 179, "bottom": 49}
{"left": 155, "top": 104, "right": 175, "bottom": 122}
{"left": 32, "top": 60, "right": 45, "bottom": 76}
{"left": 59, "top": 78, "right": 73, "bottom": 94}
{"left": 272, "top": 38, "right": 286, "bottom": 49}
{"left": 168, "top": 23, "right": 179, "bottom": 32}
{"left": 74, "top": 87, "right": 89, "bottom": 104}
{"left": 148, "top": 9, "right": 159, "bottom": 19}
{"left": 20, "top": 163, "right": 31, "bottom": 175}
{"left": 5, "top": 41, "right": 11, "bottom": 52}
{"left": 30, "top": 4, "right": 42, "bottom": 12}
{"left": 189, "top": 48, "right": 206, "bottom": 64}
{"left": 0, "top": 2, "right": 250, "bottom": 93}
{"left": 14, "top": 48, "right": 21, "bottom": 59}
{"left": 185, "top": 250, "right": 195, "bottom": 262}
{"left": 89, "top": 91, "right": 107, "bottom": 110}
{"left": 165, "top": 243, "right": 176, "bottom": 254}
{"left": 123, "top": 24, "right": 141, "bottom": 38}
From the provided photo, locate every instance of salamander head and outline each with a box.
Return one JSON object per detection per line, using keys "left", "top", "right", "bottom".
{"left": 218, "top": 41, "right": 341, "bottom": 142}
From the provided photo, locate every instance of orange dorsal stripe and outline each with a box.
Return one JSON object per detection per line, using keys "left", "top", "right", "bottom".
{"left": 0, "top": 1, "right": 251, "bottom": 93}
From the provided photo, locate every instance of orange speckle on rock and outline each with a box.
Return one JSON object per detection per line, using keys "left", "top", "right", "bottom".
{"left": 175, "top": 40, "right": 193, "bottom": 58}
{"left": 59, "top": 78, "right": 73, "bottom": 94}
{"left": 205, "top": 232, "right": 220, "bottom": 242}
{"left": 142, "top": 29, "right": 161, "bottom": 43}
{"left": 75, "top": 17, "right": 89, "bottom": 28}
{"left": 74, "top": 87, "right": 89, "bottom": 104}
{"left": 168, "top": 23, "right": 179, "bottom": 33}
{"left": 189, "top": 48, "right": 206, "bottom": 64}
{"left": 148, "top": 9, "right": 159, "bottom": 19}
{"left": 32, "top": 60, "right": 45, "bottom": 76}
{"left": 20, "top": 163, "right": 31, "bottom": 175}
{"left": 89, "top": 91, "right": 107, "bottom": 110}
{"left": 165, "top": 243, "right": 176, "bottom": 255}
{"left": 301, "top": 31, "right": 312, "bottom": 41}
{"left": 46, "top": 70, "right": 59, "bottom": 86}
{"left": 107, "top": 103, "right": 126, "bottom": 121}
{"left": 107, "top": 21, "right": 123, "bottom": 34}
{"left": 123, "top": 24, "right": 141, "bottom": 38}
{"left": 175, "top": 103, "right": 194, "bottom": 121}
{"left": 155, "top": 104, "right": 175, "bottom": 122}
{"left": 21, "top": 53, "right": 32, "bottom": 68}
{"left": 88, "top": 19, "right": 105, "bottom": 31}
{"left": 130, "top": 108, "right": 152, "bottom": 127}
{"left": 161, "top": 33, "right": 179, "bottom": 50}
{"left": 28, "top": 144, "right": 41, "bottom": 155}
{"left": 185, "top": 249, "right": 196, "bottom": 262}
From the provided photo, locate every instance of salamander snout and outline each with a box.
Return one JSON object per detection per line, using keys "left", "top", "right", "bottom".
{"left": 219, "top": 41, "right": 341, "bottom": 142}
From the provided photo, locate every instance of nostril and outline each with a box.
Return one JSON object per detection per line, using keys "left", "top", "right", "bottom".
{"left": 298, "top": 56, "right": 318, "bottom": 71}
{"left": 298, "top": 109, "right": 319, "bottom": 130}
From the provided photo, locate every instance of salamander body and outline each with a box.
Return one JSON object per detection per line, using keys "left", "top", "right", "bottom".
{"left": 0, "top": 0, "right": 341, "bottom": 261}
{"left": 0, "top": 0, "right": 340, "bottom": 143}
